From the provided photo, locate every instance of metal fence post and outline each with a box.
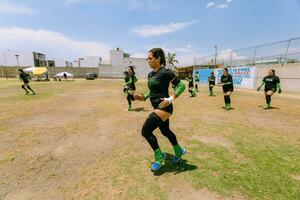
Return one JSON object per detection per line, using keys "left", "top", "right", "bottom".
{"left": 283, "top": 39, "right": 292, "bottom": 66}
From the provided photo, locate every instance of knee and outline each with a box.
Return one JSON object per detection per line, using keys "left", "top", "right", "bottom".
{"left": 141, "top": 123, "right": 149, "bottom": 138}
{"left": 160, "top": 126, "right": 170, "bottom": 137}
{"left": 131, "top": 95, "right": 135, "bottom": 101}
{"left": 141, "top": 113, "right": 161, "bottom": 137}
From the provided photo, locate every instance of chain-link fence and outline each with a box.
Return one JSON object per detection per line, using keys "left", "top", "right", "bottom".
{"left": 195, "top": 37, "right": 300, "bottom": 67}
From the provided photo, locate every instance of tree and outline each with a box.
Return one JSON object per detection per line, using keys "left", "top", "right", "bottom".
{"left": 166, "top": 52, "right": 179, "bottom": 71}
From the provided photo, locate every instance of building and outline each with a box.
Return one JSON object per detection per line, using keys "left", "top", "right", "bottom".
{"left": 108, "top": 48, "right": 149, "bottom": 78}
{"left": 1, "top": 48, "right": 151, "bottom": 78}
{"left": 0, "top": 50, "right": 47, "bottom": 67}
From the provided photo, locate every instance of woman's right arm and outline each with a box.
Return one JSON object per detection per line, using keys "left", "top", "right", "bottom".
{"left": 135, "top": 90, "right": 150, "bottom": 101}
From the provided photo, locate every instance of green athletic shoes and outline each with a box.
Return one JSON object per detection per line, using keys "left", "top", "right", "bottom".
{"left": 151, "top": 149, "right": 166, "bottom": 171}
{"left": 173, "top": 145, "right": 186, "bottom": 163}
{"left": 264, "top": 103, "right": 271, "bottom": 109}
{"left": 225, "top": 103, "right": 231, "bottom": 110}
{"left": 128, "top": 105, "right": 132, "bottom": 111}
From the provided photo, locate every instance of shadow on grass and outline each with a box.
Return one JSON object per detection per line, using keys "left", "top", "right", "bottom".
{"left": 153, "top": 153, "right": 197, "bottom": 176}
{"left": 132, "top": 107, "right": 148, "bottom": 112}
{"left": 258, "top": 105, "right": 280, "bottom": 110}
{"left": 221, "top": 106, "right": 235, "bottom": 110}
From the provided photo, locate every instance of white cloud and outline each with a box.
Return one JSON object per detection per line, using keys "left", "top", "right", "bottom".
{"left": 206, "top": 0, "right": 233, "bottom": 9}
{"left": 0, "top": 27, "right": 111, "bottom": 60}
{"left": 64, "top": 0, "right": 163, "bottom": 11}
{"left": 143, "top": 44, "right": 203, "bottom": 66}
{"left": 206, "top": 1, "right": 215, "bottom": 8}
{"left": 177, "top": 53, "right": 201, "bottom": 66}
{"left": 216, "top": 4, "right": 228, "bottom": 9}
{"left": 130, "top": 52, "right": 147, "bottom": 58}
{"left": 126, "top": 0, "right": 144, "bottom": 10}
{"left": 0, "top": 2, "right": 36, "bottom": 15}
{"left": 218, "top": 49, "right": 245, "bottom": 60}
{"left": 133, "top": 20, "right": 198, "bottom": 37}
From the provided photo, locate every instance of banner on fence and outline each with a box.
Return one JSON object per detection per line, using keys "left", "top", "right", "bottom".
{"left": 215, "top": 66, "right": 257, "bottom": 89}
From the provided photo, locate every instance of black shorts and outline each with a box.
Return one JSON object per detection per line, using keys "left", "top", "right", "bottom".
{"left": 222, "top": 86, "right": 233, "bottom": 93}
{"left": 209, "top": 82, "right": 215, "bottom": 87}
{"left": 264, "top": 87, "right": 277, "bottom": 93}
{"left": 151, "top": 100, "right": 173, "bottom": 114}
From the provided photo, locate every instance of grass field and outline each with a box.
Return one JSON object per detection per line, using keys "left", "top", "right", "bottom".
{"left": 0, "top": 78, "right": 299, "bottom": 200}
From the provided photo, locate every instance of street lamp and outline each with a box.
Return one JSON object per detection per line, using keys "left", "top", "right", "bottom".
{"left": 98, "top": 57, "right": 102, "bottom": 79}
{"left": 78, "top": 58, "right": 84, "bottom": 78}
{"left": 15, "top": 54, "right": 20, "bottom": 67}
{"left": 214, "top": 45, "right": 218, "bottom": 67}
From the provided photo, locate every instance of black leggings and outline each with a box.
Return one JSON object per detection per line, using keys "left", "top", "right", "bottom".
{"left": 265, "top": 94, "right": 271, "bottom": 104}
{"left": 224, "top": 95, "right": 231, "bottom": 104}
{"left": 22, "top": 84, "right": 34, "bottom": 93}
{"left": 141, "top": 112, "right": 178, "bottom": 151}
{"left": 127, "top": 94, "right": 135, "bottom": 105}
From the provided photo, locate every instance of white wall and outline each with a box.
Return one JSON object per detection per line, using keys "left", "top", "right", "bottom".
{"left": 256, "top": 63, "right": 300, "bottom": 92}
{"left": 110, "top": 49, "right": 124, "bottom": 66}
{"left": 124, "top": 57, "right": 150, "bottom": 78}
{"left": 80, "top": 56, "right": 101, "bottom": 67}
{"left": 52, "top": 59, "right": 67, "bottom": 67}
{"left": 0, "top": 51, "right": 34, "bottom": 67}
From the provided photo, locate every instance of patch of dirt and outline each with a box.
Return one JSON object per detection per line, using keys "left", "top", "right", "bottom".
{"left": 290, "top": 174, "right": 300, "bottom": 181}
{"left": 168, "top": 184, "right": 247, "bottom": 200}
{"left": 193, "top": 135, "right": 233, "bottom": 149}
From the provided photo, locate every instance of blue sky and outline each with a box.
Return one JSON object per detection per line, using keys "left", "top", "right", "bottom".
{"left": 0, "top": 0, "right": 299, "bottom": 65}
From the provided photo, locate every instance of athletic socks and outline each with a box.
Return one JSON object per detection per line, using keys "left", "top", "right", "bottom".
{"left": 151, "top": 148, "right": 166, "bottom": 171}
{"left": 26, "top": 86, "right": 35, "bottom": 95}
{"left": 173, "top": 144, "right": 186, "bottom": 163}
{"left": 264, "top": 95, "right": 271, "bottom": 109}
{"left": 128, "top": 105, "right": 132, "bottom": 111}
{"left": 224, "top": 96, "right": 231, "bottom": 110}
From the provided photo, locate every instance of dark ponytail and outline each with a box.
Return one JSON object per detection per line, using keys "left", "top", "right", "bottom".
{"left": 129, "top": 66, "right": 135, "bottom": 75}
{"left": 271, "top": 69, "right": 275, "bottom": 74}
{"left": 148, "top": 48, "right": 166, "bottom": 67}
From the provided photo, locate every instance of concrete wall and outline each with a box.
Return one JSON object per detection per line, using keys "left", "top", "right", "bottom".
{"left": 0, "top": 66, "right": 101, "bottom": 78}
{"left": 0, "top": 51, "right": 35, "bottom": 67}
{"left": 124, "top": 57, "right": 150, "bottom": 78}
{"left": 256, "top": 63, "right": 300, "bottom": 92}
{"left": 192, "top": 63, "right": 300, "bottom": 93}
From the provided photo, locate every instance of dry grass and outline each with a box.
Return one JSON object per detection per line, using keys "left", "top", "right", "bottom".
{"left": 0, "top": 78, "right": 299, "bottom": 200}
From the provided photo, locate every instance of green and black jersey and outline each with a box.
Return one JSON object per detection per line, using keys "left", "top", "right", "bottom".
{"left": 188, "top": 78, "right": 194, "bottom": 88}
{"left": 148, "top": 67, "right": 180, "bottom": 105}
{"left": 20, "top": 73, "right": 30, "bottom": 84}
{"left": 124, "top": 76, "right": 130, "bottom": 83}
{"left": 208, "top": 75, "right": 215, "bottom": 85}
{"left": 220, "top": 74, "right": 234, "bottom": 92}
{"left": 262, "top": 75, "right": 280, "bottom": 92}
{"left": 195, "top": 74, "right": 199, "bottom": 82}
{"left": 125, "top": 74, "right": 137, "bottom": 90}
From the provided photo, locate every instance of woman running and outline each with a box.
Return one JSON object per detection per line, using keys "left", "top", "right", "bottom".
{"left": 208, "top": 72, "right": 216, "bottom": 96}
{"left": 194, "top": 71, "right": 199, "bottom": 92}
{"left": 218, "top": 68, "right": 233, "bottom": 110}
{"left": 124, "top": 66, "right": 137, "bottom": 111}
{"left": 257, "top": 69, "right": 282, "bottom": 109}
{"left": 187, "top": 74, "right": 196, "bottom": 97}
{"left": 19, "top": 69, "right": 35, "bottom": 95}
{"left": 135, "top": 48, "right": 186, "bottom": 172}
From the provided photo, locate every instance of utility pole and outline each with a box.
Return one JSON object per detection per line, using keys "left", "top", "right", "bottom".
{"left": 214, "top": 45, "right": 218, "bottom": 67}
{"left": 15, "top": 54, "right": 20, "bottom": 67}
{"left": 78, "top": 57, "right": 84, "bottom": 78}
